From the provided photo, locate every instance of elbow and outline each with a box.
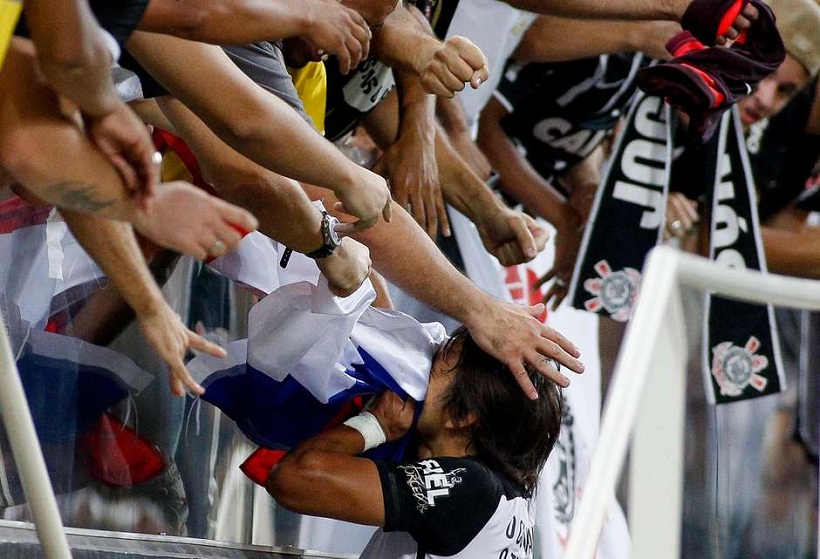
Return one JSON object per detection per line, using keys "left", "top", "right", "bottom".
{"left": 163, "top": 7, "right": 225, "bottom": 43}
{"left": 265, "top": 452, "right": 329, "bottom": 513}
{"left": 211, "top": 111, "right": 269, "bottom": 150}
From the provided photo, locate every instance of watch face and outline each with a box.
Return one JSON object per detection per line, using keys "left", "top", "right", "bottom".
{"left": 326, "top": 215, "right": 342, "bottom": 247}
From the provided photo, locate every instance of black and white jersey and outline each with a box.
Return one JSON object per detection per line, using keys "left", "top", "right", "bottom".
{"left": 361, "top": 457, "right": 534, "bottom": 559}
{"left": 495, "top": 53, "right": 646, "bottom": 181}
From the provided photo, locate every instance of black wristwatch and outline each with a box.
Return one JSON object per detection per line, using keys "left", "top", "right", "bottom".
{"left": 305, "top": 210, "right": 342, "bottom": 259}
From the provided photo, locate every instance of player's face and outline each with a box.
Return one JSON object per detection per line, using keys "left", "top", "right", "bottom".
{"left": 738, "top": 55, "right": 810, "bottom": 128}
{"left": 416, "top": 340, "right": 461, "bottom": 439}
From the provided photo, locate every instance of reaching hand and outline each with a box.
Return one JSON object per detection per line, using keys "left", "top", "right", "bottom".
{"left": 131, "top": 181, "right": 258, "bottom": 261}
{"left": 368, "top": 391, "right": 416, "bottom": 442}
{"left": 303, "top": 0, "right": 371, "bottom": 74}
{"left": 315, "top": 237, "right": 372, "bottom": 297}
{"left": 465, "top": 299, "right": 584, "bottom": 399}
{"left": 376, "top": 134, "right": 449, "bottom": 238}
{"left": 333, "top": 167, "right": 392, "bottom": 232}
{"left": 477, "top": 208, "right": 548, "bottom": 266}
{"left": 663, "top": 192, "right": 699, "bottom": 240}
{"left": 417, "top": 36, "right": 489, "bottom": 98}
{"left": 137, "top": 303, "right": 227, "bottom": 397}
{"left": 84, "top": 101, "right": 159, "bottom": 210}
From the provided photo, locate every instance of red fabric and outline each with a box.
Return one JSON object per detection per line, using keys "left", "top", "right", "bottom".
{"left": 716, "top": 0, "right": 746, "bottom": 42}
{"left": 240, "top": 448, "right": 288, "bottom": 486}
{"left": 152, "top": 129, "right": 215, "bottom": 195}
{"left": 80, "top": 413, "right": 166, "bottom": 487}
{"left": 240, "top": 396, "right": 367, "bottom": 487}
{"left": 0, "top": 196, "right": 52, "bottom": 234}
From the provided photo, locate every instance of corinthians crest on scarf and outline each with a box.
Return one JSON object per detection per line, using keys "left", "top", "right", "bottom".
{"left": 566, "top": 93, "right": 784, "bottom": 404}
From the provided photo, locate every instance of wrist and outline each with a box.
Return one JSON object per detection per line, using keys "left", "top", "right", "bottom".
{"left": 556, "top": 204, "right": 583, "bottom": 232}
{"left": 304, "top": 210, "right": 342, "bottom": 259}
{"left": 343, "top": 411, "right": 387, "bottom": 450}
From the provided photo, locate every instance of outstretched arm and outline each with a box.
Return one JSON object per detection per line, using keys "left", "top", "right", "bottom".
{"left": 512, "top": 15, "right": 679, "bottom": 63}
{"left": 127, "top": 33, "right": 391, "bottom": 230}
{"left": 302, "top": 184, "right": 584, "bottom": 399}
{"left": 60, "top": 210, "right": 226, "bottom": 396}
{"left": 140, "top": 0, "right": 371, "bottom": 74}
{"left": 501, "top": 0, "right": 756, "bottom": 45}
{"left": 372, "top": 4, "right": 488, "bottom": 97}
{"left": 151, "top": 96, "right": 372, "bottom": 296}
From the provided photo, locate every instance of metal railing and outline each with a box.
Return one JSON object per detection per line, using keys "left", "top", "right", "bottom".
{"left": 565, "top": 246, "right": 820, "bottom": 559}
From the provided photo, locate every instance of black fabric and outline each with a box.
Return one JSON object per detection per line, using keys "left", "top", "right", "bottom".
{"left": 375, "top": 456, "right": 515, "bottom": 556}
{"left": 119, "top": 50, "right": 169, "bottom": 99}
{"left": 681, "top": 0, "right": 749, "bottom": 46}
{"left": 702, "top": 109, "right": 784, "bottom": 404}
{"left": 639, "top": 0, "right": 785, "bottom": 142}
{"left": 750, "top": 78, "right": 820, "bottom": 221}
{"left": 497, "top": 53, "right": 646, "bottom": 183}
{"left": 407, "top": 0, "right": 460, "bottom": 40}
{"left": 324, "top": 58, "right": 396, "bottom": 142}
{"left": 567, "top": 92, "right": 670, "bottom": 322}
{"left": 15, "top": 0, "right": 150, "bottom": 46}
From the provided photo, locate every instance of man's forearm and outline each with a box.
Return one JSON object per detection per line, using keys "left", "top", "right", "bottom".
{"left": 301, "top": 184, "right": 493, "bottom": 323}
{"left": 501, "top": 0, "right": 683, "bottom": 21}
{"left": 435, "top": 126, "right": 500, "bottom": 219}
{"left": 370, "top": 3, "right": 437, "bottom": 75}
{"left": 475, "top": 99, "right": 576, "bottom": 228}
{"left": 436, "top": 95, "right": 471, "bottom": 137}
{"left": 24, "top": 0, "right": 120, "bottom": 117}
{"left": 763, "top": 226, "right": 820, "bottom": 279}
{"left": 513, "top": 16, "right": 678, "bottom": 63}
{"left": 140, "top": 0, "right": 315, "bottom": 44}
{"left": 130, "top": 34, "right": 363, "bottom": 194}
{"left": 151, "top": 96, "right": 325, "bottom": 252}
{"left": 61, "top": 210, "right": 166, "bottom": 318}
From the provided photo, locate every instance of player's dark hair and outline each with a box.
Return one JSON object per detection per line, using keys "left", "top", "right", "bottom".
{"left": 437, "top": 327, "right": 563, "bottom": 498}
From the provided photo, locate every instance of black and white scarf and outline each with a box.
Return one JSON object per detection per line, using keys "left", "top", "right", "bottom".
{"left": 567, "top": 95, "right": 784, "bottom": 403}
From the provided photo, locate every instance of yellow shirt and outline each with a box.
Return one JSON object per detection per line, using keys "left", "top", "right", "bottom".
{"left": 0, "top": 0, "right": 22, "bottom": 70}
{"left": 287, "top": 61, "right": 327, "bottom": 135}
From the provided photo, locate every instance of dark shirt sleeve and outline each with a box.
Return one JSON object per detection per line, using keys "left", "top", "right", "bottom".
{"left": 374, "top": 457, "right": 501, "bottom": 556}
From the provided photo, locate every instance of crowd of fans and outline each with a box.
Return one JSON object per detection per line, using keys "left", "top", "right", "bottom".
{"left": 0, "top": 0, "right": 818, "bottom": 557}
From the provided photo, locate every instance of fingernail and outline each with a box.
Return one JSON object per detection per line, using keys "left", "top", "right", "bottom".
{"left": 526, "top": 247, "right": 537, "bottom": 259}
{"left": 443, "top": 227, "right": 452, "bottom": 237}
{"left": 475, "top": 77, "right": 483, "bottom": 87}
{"left": 529, "top": 390, "right": 539, "bottom": 401}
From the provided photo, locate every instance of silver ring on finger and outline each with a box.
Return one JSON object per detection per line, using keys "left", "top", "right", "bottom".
{"left": 668, "top": 219, "right": 684, "bottom": 235}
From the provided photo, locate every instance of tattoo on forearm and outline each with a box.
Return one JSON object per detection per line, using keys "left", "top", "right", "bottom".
{"left": 47, "top": 181, "right": 116, "bottom": 213}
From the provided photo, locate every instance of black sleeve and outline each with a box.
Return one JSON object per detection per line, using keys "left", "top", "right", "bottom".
{"left": 374, "top": 457, "right": 502, "bottom": 556}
